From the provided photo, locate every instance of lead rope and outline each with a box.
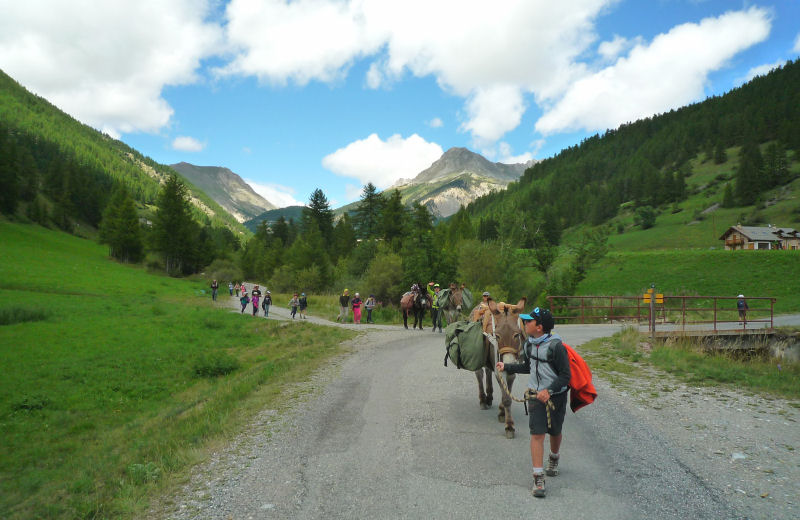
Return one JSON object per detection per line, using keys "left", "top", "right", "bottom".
{"left": 491, "top": 315, "right": 554, "bottom": 428}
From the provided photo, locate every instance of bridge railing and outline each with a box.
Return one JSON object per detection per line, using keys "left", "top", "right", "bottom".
{"left": 547, "top": 295, "right": 776, "bottom": 330}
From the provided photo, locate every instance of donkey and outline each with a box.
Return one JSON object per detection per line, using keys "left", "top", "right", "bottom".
{"left": 471, "top": 298, "right": 527, "bottom": 438}
{"left": 400, "top": 284, "right": 430, "bottom": 330}
{"left": 441, "top": 283, "right": 470, "bottom": 326}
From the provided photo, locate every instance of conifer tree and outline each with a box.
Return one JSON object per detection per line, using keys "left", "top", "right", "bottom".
{"left": 302, "top": 189, "right": 334, "bottom": 246}
{"left": 99, "top": 186, "right": 144, "bottom": 263}
{"left": 354, "top": 182, "right": 385, "bottom": 239}
{"left": 152, "top": 174, "right": 199, "bottom": 275}
{"left": 380, "top": 190, "right": 408, "bottom": 248}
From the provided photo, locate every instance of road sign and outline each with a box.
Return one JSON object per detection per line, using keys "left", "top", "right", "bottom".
{"left": 656, "top": 294, "right": 664, "bottom": 304}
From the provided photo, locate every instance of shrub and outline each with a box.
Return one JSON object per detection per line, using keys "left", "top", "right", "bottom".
{"left": 0, "top": 307, "right": 49, "bottom": 326}
{"left": 206, "top": 258, "right": 242, "bottom": 285}
{"left": 193, "top": 351, "right": 240, "bottom": 378}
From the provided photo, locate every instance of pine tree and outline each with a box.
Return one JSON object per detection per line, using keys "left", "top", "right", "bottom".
{"left": 721, "top": 183, "right": 735, "bottom": 208}
{"left": 302, "top": 189, "right": 334, "bottom": 246}
{"left": 99, "top": 186, "right": 144, "bottom": 263}
{"left": 354, "top": 182, "right": 385, "bottom": 239}
{"left": 713, "top": 140, "right": 728, "bottom": 164}
{"left": 152, "top": 175, "right": 199, "bottom": 275}
{"left": 734, "top": 140, "right": 764, "bottom": 205}
{"left": 380, "top": 190, "right": 408, "bottom": 248}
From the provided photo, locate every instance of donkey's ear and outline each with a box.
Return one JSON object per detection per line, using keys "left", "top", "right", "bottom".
{"left": 488, "top": 300, "right": 499, "bottom": 314}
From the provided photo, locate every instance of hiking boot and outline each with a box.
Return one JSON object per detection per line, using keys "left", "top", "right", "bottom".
{"left": 531, "top": 472, "right": 546, "bottom": 498}
{"left": 546, "top": 454, "right": 559, "bottom": 476}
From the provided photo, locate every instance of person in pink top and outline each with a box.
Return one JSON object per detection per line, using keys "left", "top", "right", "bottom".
{"left": 351, "top": 292, "right": 363, "bottom": 324}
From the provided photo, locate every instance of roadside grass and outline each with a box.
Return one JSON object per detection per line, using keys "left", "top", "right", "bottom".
{"left": 577, "top": 249, "right": 800, "bottom": 313}
{"left": 580, "top": 328, "right": 800, "bottom": 400}
{"left": 0, "top": 221, "right": 356, "bottom": 519}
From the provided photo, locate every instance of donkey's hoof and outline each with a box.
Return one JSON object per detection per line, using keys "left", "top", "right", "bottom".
{"left": 497, "top": 414, "right": 505, "bottom": 423}
{"left": 480, "top": 402, "right": 490, "bottom": 410}
{"left": 505, "top": 429, "right": 515, "bottom": 439}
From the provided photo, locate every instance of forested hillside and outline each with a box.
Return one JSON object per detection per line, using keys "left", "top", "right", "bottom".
{"left": 0, "top": 69, "right": 243, "bottom": 232}
{"left": 0, "top": 69, "right": 248, "bottom": 276}
{"left": 460, "top": 59, "right": 800, "bottom": 237}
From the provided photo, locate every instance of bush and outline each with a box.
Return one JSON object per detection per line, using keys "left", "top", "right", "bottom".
{"left": 0, "top": 307, "right": 49, "bottom": 326}
{"left": 193, "top": 351, "right": 240, "bottom": 378}
{"left": 206, "top": 258, "right": 242, "bottom": 285}
{"left": 634, "top": 206, "right": 656, "bottom": 229}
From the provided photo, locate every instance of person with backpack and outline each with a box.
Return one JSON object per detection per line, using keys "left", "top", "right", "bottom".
{"left": 351, "top": 293, "right": 363, "bottom": 324}
{"left": 239, "top": 291, "right": 250, "bottom": 314}
{"left": 364, "top": 294, "right": 376, "bottom": 323}
{"left": 251, "top": 285, "right": 262, "bottom": 317}
{"left": 210, "top": 279, "right": 219, "bottom": 301}
{"left": 298, "top": 293, "right": 308, "bottom": 319}
{"left": 262, "top": 290, "right": 272, "bottom": 317}
{"left": 228, "top": 282, "right": 234, "bottom": 296}
{"left": 289, "top": 293, "right": 300, "bottom": 319}
{"left": 496, "top": 307, "right": 570, "bottom": 498}
{"left": 737, "top": 294, "right": 749, "bottom": 327}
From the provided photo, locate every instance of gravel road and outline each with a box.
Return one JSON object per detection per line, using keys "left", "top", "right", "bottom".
{"left": 154, "top": 295, "right": 799, "bottom": 519}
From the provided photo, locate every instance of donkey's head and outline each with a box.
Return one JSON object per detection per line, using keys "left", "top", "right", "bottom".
{"left": 484, "top": 298, "right": 528, "bottom": 357}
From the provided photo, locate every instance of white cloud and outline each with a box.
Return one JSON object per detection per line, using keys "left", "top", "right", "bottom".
{"left": 461, "top": 85, "right": 526, "bottom": 146}
{"left": 217, "top": 0, "right": 385, "bottom": 85}
{"left": 535, "top": 7, "right": 771, "bottom": 135}
{"left": 737, "top": 60, "right": 783, "bottom": 85}
{"left": 0, "top": 0, "right": 222, "bottom": 137}
{"left": 172, "top": 136, "right": 205, "bottom": 152}
{"left": 428, "top": 117, "right": 444, "bottom": 128}
{"left": 794, "top": 33, "right": 800, "bottom": 53}
{"left": 245, "top": 179, "right": 304, "bottom": 208}
{"left": 220, "top": 0, "right": 611, "bottom": 144}
{"left": 598, "top": 35, "right": 640, "bottom": 61}
{"left": 322, "top": 133, "right": 443, "bottom": 188}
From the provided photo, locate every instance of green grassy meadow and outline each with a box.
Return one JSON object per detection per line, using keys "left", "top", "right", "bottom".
{"left": 577, "top": 249, "right": 800, "bottom": 312}
{"left": 0, "top": 221, "right": 356, "bottom": 519}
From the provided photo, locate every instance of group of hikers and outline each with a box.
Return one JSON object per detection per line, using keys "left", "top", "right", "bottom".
{"left": 212, "top": 276, "right": 576, "bottom": 498}
{"left": 336, "top": 289, "right": 377, "bottom": 324}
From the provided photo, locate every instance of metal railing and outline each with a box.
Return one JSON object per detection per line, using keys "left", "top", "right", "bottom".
{"left": 547, "top": 295, "right": 776, "bottom": 331}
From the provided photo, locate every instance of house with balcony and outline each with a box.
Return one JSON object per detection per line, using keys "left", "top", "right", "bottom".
{"left": 719, "top": 225, "right": 800, "bottom": 250}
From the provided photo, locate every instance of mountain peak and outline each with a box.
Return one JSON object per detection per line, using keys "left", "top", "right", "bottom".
{"left": 412, "top": 147, "right": 532, "bottom": 185}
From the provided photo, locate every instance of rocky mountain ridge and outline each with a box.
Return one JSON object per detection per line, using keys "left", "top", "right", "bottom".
{"left": 170, "top": 163, "right": 276, "bottom": 223}
{"left": 391, "top": 147, "right": 535, "bottom": 217}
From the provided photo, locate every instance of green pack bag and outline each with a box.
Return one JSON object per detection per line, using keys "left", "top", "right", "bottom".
{"left": 443, "top": 320, "right": 486, "bottom": 371}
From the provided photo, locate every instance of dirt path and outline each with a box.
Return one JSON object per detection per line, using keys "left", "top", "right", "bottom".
{"left": 155, "top": 293, "right": 798, "bottom": 519}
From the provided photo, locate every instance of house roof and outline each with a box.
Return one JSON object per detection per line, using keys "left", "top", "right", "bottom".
{"left": 719, "top": 225, "right": 799, "bottom": 241}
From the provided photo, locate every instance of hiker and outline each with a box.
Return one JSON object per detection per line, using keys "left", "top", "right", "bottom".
{"left": 337, "top": 289, "right": 350, "bottom": 322}
{"left": 289, "top": 293, "right": 300, "bottom": 319}
{"left": 365, "top": 294, "right": 376, "bottom": 323}
{"left": 352, "top": 292, "right": 363, "bottom": 324}
{"left": 496, "top": 307, "right": 570, "bottom": 498}
{"left": 251, "top": 285, "right": 262, "bottom": 317}
{"left": 234, "top": 282, "right": 240, "bottom": 297}
{"left": 241, "top": 283, "right": 247, "bottom": 298}
{"left": 298, "top": 293, "right": 308, "bottom": 319}
{"left": 239, "top": 291, "right": 250, "bottom": 314}
{"left": 737, "top": 294, "right": 749, "bottom": 327}
{"left": 210, "top": 279, "right": 219, "bottom": 301}
{"left": 228, "top": 281, "right": 233, "bottom": 296}
{"left": 262, "top": 290, "right": 272, "bottom": 318}
{"left": 427, "top": 282, "right": 442, "bottom": 332}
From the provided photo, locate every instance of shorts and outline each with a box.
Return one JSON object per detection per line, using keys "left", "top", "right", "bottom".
{"left": 528, "top": 391, "right": 568, "bottom": 436}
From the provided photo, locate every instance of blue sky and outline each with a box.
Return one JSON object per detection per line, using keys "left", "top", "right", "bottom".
{"left": 1, "top": 1, "right": 798, "bottom": 209}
